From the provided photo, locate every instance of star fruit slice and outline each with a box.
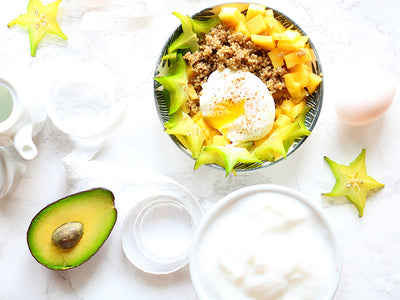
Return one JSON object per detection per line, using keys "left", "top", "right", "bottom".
{"left": 8, "top": 0, "right": 67, "bottom": 57}
{"left": 323, "top": 148, "right": 384, "bottom": 217}
{"left": 167, "top": 11, "right": 199, "bottom": 54}
{"left": 164, "top": 110, "right": 205, "bottom": 159}
{"left": 253, "top": 106, "right": 311, "bottom": 162}
{"left": 154, "top": 53, "right": 189, "bottom": 115}
{"left": 194, "top": 145, "right": 262, "bottom": 176}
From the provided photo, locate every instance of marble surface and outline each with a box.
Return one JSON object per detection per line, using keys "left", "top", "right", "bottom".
{"left": 1, "top": 0, "right": 399, "bottom": 299}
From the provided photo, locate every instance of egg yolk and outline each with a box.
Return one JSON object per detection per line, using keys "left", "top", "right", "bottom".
{"left": 202, "top": 98, "right": 246, "bottom": 131}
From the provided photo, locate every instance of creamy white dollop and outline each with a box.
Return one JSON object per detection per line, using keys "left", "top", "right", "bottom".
{"left": 194, "top": 191, "right": 338, "bottom": 300}
{"left": 200, "top": 69, "right": 275, "bottom": 144}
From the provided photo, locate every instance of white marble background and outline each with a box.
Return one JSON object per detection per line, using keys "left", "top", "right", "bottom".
{"left": 0, "top": 0, "right": 399, "bottom": 299}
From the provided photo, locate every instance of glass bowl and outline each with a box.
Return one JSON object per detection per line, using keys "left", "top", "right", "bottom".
{"left": 154, "top": 3, "right": 323, "bottom": 172}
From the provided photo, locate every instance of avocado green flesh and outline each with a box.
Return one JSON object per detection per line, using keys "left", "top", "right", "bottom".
{"left": 27, "top": 188, "right": 117, "bottom": 270}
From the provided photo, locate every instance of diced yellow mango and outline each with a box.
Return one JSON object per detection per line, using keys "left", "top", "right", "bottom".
{"left": 280, "top": 99, "right": 307, "bottom": 121}
{"left": 251, "top": 34, "right": 275, "bottom": 50}
{"left": 246, "top": 3, "right": 266, "bottom": 21}
{"left": 272, "top": 30, "right": 300, "bottom": 42}
{"left": 268, "top": 18, "right": 286, "bottom": 34}
{"left": 236, "top": 15, "right": 251, "bottom": 37}
{"left": 284, "top": 47, "right": 312, "bottom": 68}
{"left": 275, "top": 105, "right": 285, "bottom": 117}
{"left": 277, "top": 35, "right": 308, "bottom": 53}
{"left": 306, "top": 72, "right": 322, "bottom": 94}
{"left": 188, "top": 84, "right": 198, "bottom": 100}
{"left": 246, "top": 14, "right": 268, "bottom": 34}
{"left": 290, "top": 100, "right": 307, "bottom": 120}
{"left": 192, "top": 112, "right": 219, "bottom": 145}
{"left": 219, "top": 7, "right": 243, "bottom": 27}
{"left": 289, "top": 63, "right": 310, "bottom": 87}
{"left": 275, "top": 114, "right": 292, "bottom": 127}
{"left": 284, "top": 73, "right": 303, "bottom": 99}
{"left": 268, "top": 48, "right": 285, "bottom": 69}
{"left": 265, "top": 9, "right": 274, "bottom": 18}
{"left": 264, "top": 16, "right": 283, "bottom": 34}
{"left": 281, "top": 99, "right": 295, "bottom": 116}
{"left": 212, "top": 135, "right": 230, "bottom": 146}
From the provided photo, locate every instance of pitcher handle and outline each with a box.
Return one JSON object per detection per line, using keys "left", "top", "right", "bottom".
{"left": 13, "top": 124, "right": 38, "bottom": 160}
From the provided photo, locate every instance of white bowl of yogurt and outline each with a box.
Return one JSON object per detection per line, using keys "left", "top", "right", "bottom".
{"left": 189, "top": 184, "right": 341, "bottom": 300}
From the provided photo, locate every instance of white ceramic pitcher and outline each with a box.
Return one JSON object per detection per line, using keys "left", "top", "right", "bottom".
{"left": 0, "top": 78, "right": 38, "bottom": 160}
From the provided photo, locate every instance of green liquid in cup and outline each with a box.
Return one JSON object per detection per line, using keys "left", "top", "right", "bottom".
{"left": 0, "top": 84, "right": 13, "bottom": 123}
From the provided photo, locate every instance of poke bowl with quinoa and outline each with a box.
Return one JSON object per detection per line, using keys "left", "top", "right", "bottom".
{"left": 154, "top": 2, "right": 323, "bottom": 175}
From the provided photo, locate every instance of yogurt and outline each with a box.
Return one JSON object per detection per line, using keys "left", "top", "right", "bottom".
{"left": 190, "top": 185, "right": 340, "bottom": 300}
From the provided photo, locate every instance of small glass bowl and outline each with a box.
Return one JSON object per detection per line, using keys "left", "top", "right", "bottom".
{"left": 121, "top": 183, "right": 203, "bottom": 274}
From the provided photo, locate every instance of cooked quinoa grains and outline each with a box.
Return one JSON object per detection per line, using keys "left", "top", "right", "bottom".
{"left": 183, "top": 24, "right": 290, "bottom": 114}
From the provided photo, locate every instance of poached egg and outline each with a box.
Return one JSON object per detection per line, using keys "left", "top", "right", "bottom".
{"left": 199, "top": 68, "right": 275, "bottom": 144}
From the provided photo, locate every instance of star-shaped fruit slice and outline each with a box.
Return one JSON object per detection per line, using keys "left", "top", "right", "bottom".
{"left": 323, "top": 148, "right": 384, "bottom": 217}
{"left": 194, "top": 145, "right": 262, "bottom": 176}
{"left": 8, "top": 0, "right": 67, "bottom": 56}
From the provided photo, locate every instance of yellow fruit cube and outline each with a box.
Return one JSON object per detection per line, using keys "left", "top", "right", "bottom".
{"left": 236, "top": 15, "right": 251, "bottom": 37}
{"left": 281, "top": 99, "right": 295, "bottom": 116}
{"left": 272, "top": 29, "right": 300, "bottom": 42}
{"left": 246, "top": 14, "right": 268, "bottom": 34}
{"left": 284, "top": 73, "right": 303, "bottom": 99}
{"left": 277, "top": 35, "right": 308, "bottom": 53}
{"left": 219, "top": 7, "right": 242, "bottom": 27}
{"left": 284, "top": 47, "right": 312, "bottom": 68}
{"left": 212, "top": 135, "right": 230, "bottom": 146}
{"left": 306, "top": 72, "right": 322, "bottom": 94}
{"left": 251, "top": 34, "right": 275, "bottom": 50}
{"left": 246, "top": 3, "right": 266, "bottom": 21}
{"left": 265, "top": 9, "right": 274, "bottom": 18}
{"left": 188, "top": 84, "right": 198, "bottom": 100}
{"left": 275, "top": 114, "right": 292, "bottom": 127}
{"left": 291, "top": 100, "right": 307, "bottom": 120}
{"left": 289, "top": 63, "right": 310, "bottom": 87}
{"left": 192, "top": 112, "right": 219, "bottom": 145}
{"left": 268, "top": 48, "right": 285, "bottom": 69}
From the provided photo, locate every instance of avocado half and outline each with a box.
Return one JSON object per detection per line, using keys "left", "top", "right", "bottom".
{"left": 27, "top": 188, "right": 117, "bottom": 270}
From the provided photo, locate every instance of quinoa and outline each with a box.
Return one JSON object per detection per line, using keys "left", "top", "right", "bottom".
{"left": 183, "top": 24, "right": 290, "bottom": 115}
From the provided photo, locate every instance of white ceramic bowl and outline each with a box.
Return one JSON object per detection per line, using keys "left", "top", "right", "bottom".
{"left": 190, "top": 184, "right": 341, "bottom": 299}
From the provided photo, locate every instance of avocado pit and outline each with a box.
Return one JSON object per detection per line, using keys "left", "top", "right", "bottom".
{"left": 52, "top": 222, "right": 84, "bottom": 249}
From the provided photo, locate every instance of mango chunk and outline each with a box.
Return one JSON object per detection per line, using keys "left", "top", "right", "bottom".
{"left": 251, "top": 34, "right": 275, "bottom": 50}
{"left": 272, "top": 30, "right": 300, "bottom": 42}
{"left": 275, "top": 114, "right": 292, "bottom": 127}
{"left": 192, "top": 112, "right": 219, "bottom": 146}
{"left": 277, "top": 35, "right": 308, "bottom": 53}
{"left": 289, "top": 63, "right": 310, "bottom": 87}
{"left": 284, "top": 47, "right": 312, "bottom": 68}
{"left": 246, "top": 14, "right": 268, "bottom": 35}
{"left": 306, "top": 72, "right": 323, "bottom": 94}
{"left": 245, "top": 3, "right": 266, "bottom": 21}
{"left": 236, "top": 14, "right": 251, "bottom": 37}
{"left": 212, "top": 135, "right": 230, "bottom": 146}
{"left": 268, "top": 48, "right": 285, "bottom": 69}
{"left": 219, "top": 7, "right": 242, "bottom": 27}
{"left": 284, "top": 73, "right": 303, "bottom": 98}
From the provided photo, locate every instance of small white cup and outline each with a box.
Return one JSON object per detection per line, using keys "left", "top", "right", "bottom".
{"left": 0, "top": 78, "right": 38, "bottom": 160}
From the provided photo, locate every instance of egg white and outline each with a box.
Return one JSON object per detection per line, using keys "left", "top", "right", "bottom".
{"left": 200, "top": 68, "right": 275, "bottom": 144}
